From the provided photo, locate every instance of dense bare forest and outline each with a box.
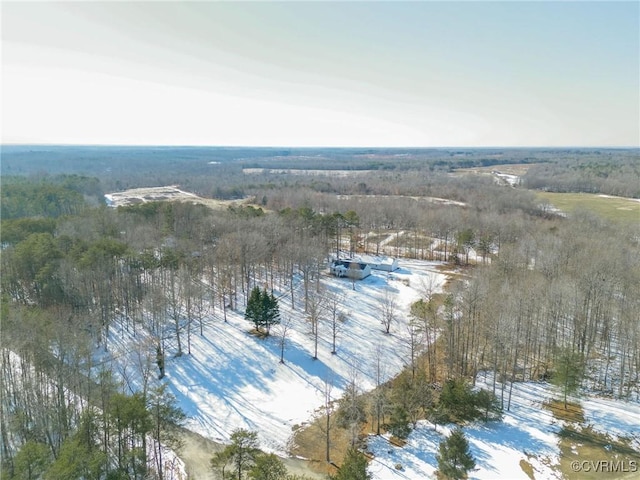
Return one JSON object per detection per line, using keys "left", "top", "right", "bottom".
{"left": 1, "top": 147, "right": 638, "bottom": 479}
{"left": 522, "top": 154, "right": 640, "bottom": 198}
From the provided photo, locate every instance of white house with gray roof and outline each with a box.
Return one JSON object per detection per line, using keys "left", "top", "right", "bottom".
{"left": 329, "top": 260, "right": 372, "bottom": 280}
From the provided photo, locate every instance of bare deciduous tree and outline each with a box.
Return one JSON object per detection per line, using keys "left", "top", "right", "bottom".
{"left": 379, "top": 288, "right": 397, "bottom": 334}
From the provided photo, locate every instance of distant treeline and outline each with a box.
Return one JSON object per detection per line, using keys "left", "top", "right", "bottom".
{"left": 3, "top": 145, "right": 638, "bottom": 198}
{"left": 522, "top": 150, "right": 640, "bottom": 198}
{"left": 1, "top": 145, "right": 565, "bottom": 178}
{"left": 0, "top": 175, "right": 104, "bottom": 220}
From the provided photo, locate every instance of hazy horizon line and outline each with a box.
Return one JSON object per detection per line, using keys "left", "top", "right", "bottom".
{"left": 3, "top": 143, "right": 639, "bottom": 150}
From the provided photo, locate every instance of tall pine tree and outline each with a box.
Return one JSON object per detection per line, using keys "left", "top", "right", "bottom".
{"left": 331, "top": 448, "right": 370, "bottom": 480}
{"left": 245, "top": 287, "right": 264, "bottom": 331}
{"left": 260, "top": 290, "right": 280, "bottom": 335}
{"left": 245, "top": 287, "right": 280, "bottom": 335}
{"left": 551, "top": 347, "right": 584, "bottom": 409}
{"left": 436, "top": 428, "right": 476, "bottom": 480}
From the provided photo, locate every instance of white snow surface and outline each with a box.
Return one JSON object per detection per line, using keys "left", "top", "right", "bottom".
{"left": 101, "top": 257, "right": 640, "bottom": 479}
{"left": 492, "top": 172, "right": 521, "bottom": 186}
{"left": 105, "top": 259, "right": 448, "bottom": 455}
{"left": 367, "top": 374, "right": 640, "bottom": 480}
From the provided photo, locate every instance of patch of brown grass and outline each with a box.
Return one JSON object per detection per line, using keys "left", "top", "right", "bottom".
{"left": 434, "top": 265, "right": 471, "bottom": 283}
{"left": 557, "top": 425, "right": 640, "bottom": 480}
{"left": 289, "top": 413, "right": 351, "bottom": 476}
{"left": 539, "top": 400, "right": 640, "bottom": 479}
{"left": 536, "top": 191, "right": 640, "bottom": 224}
{"left": 543, "top": 399, "right": 585, "bottom": 423}
{"left": 247, "top": 328, "right": 270, "bottom": 339}
{"left": 388, "top": 436, "right": 407, "bottom": 448}
{"left": 519, "top": 458, "right": 536, "bottom": 480}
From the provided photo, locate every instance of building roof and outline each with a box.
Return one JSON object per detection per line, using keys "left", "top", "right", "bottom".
{"left": 331, "top": 260, "right": 369, "bottom": 270}
{"left": 355, "top": 254, "right": 397, "bottom": 265}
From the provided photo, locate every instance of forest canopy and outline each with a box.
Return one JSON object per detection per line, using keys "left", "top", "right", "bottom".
{"left": 1, "top": 146, "right": 638, "bottom": 479}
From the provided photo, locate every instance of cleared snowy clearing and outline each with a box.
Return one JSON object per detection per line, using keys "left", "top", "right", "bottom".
{"left": 104, "top": 259, "right": 449, "bottom": 455}
{"left": 104, "top": 186, "right": 250, "bottom": 210}
{"left": 105, "top": 186, "right": 199, "bottom": 207}
{"left": 99, "top": 254, "right": 639, "bottom": 479}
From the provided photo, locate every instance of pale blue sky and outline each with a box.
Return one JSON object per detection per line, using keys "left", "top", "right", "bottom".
{"left": 2, "top": 1, "right": 639, "bottom": 147}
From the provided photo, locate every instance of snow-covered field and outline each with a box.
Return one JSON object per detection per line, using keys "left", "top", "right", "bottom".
{"left": 102, "top": 257, "right": 640, "bottom": 479}
{"left": 367, "top": 374, "right": 640, "bottom": 480}
{"left": 104, "top": 186, "right": 249, "bottom": 210}
{"left": 105, "top": 259, "right": 449, "bottom": 455}
{"left": 492, "top": 171, "right": 521, "bottom": 187}
{"left": 105, "top": 186, "right": 200, "bottom": 207}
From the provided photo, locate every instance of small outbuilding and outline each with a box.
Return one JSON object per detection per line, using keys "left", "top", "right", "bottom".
{"left": 355, "top": 254, "right": 399, "bottom": 272}
{"left": 329, "top": 260, "right": 372, "bottom": 280}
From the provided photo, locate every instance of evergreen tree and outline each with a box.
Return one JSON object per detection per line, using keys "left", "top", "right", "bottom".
{"left": 260, "top": 291, "right": 281, "bottom": 335}
{"left": 429, "top": 404, "right": 449, "bottom": 432}
{"left": 245, "top": 287, "right": 264, "bottom": 331}
{"left": 245, "top": 287, "right": 280, "bottom": 335}
{"left": 148, "top": 384, "right": 186, "bottom": 480}
{"left": 248, "top": 453, "right": 287, "bottom": 480}
{"left": 439, "top": 378, "right": 477, "bottom": 422}
{"left": 12, "top": 441, "right": 51, "bottom": 480}
{"left": 438, "top": 379, "right": 501, "bottom": 423}
{"left": 331, "top": 448, "right": 370, "bottom": 480}
{"left": 436, "top": 428, "right": 476, "bottom": 480}
{"left": 210, "top": 448, "right": 232, "bottom": 480}
{"left": 213, "top": 429, "right": 261, "bottom": 480}
{"left": 386, "top": 404, "right": 412, "bottom": 440}
{"left": 45, "top": 437, "right": 108, "bottom": 480}
{"left": 474, "top": 389, "right": 502, "bottom": 422}
{"left": 108, "top": 392, "right": 150, "bottom": 477}
{"left": 551, "top": 348, "right": 584, "bottom": 409}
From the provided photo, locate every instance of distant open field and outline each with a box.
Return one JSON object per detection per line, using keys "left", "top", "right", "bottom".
{"left": 243, "top": 168, "right": 374, "bottom": 176}
{"left": 455, "top": 162, "right": 539, "bottom": 176}
{"left": 453, "top": 163, "right": 536, "bottom": 186}
{"left": 537, "top": 191, "right": 640, "bottom": 223}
